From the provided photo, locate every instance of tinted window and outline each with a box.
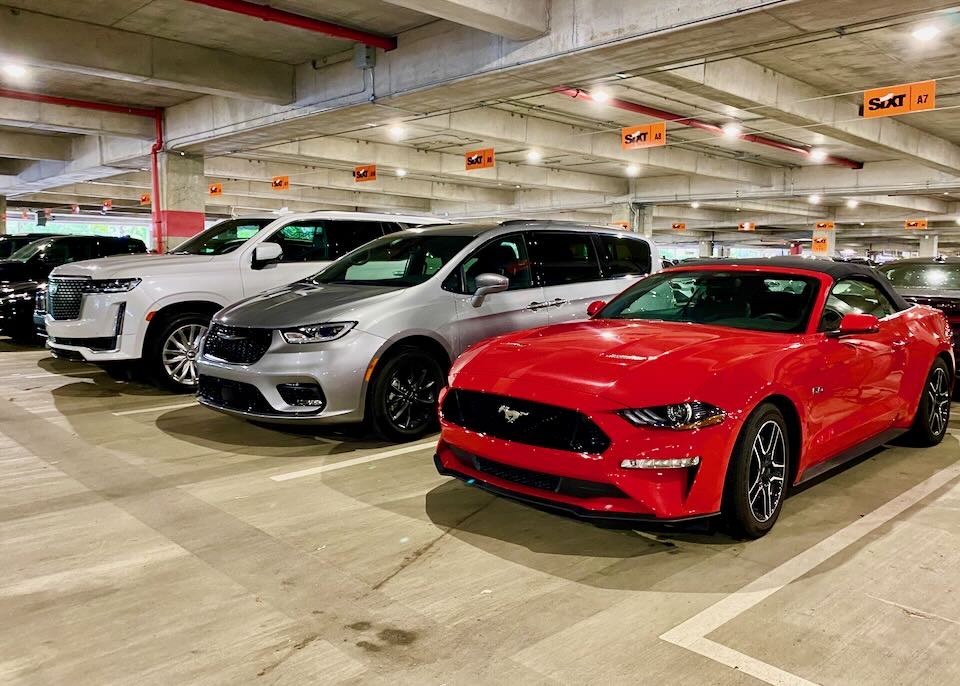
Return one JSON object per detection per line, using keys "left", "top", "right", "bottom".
{"left": 529, "top": 232, "right": 602, "bottom": 286}
{"left": 171, "top": 218, "right": 274, "bottom": 255}
{"left": 596, "top": 234, "right": 651, "bottom": 277}
{"left": 601, "top": 270, "right": 819, "bottom": 333}
{"left": 453, "top": 234, "right": 533, "bottom": 293}
{"left": 311, "top": 233, "right": 473, "bottom": 288}
{"left": 880, "top": 263, "right": 960, "bottom": 290}
{"left": 819, "top": 278, "right": 897, "bottom": 331}
{"left": 326, "top": 221, "right": 385, "bottom": 259}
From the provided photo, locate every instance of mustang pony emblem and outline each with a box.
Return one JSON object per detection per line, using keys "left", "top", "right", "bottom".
{"left": 498, "top": 405, "right": 529, "bottom": 423}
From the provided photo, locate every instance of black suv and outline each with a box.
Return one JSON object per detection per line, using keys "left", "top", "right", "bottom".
{"left": 0, "top": 235, "right": 147, "bottom": 342}
{"left": 0, "top": 233, "right": 57, "bottom": 259}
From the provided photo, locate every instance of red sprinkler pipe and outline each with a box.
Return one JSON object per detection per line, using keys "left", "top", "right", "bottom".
{"left": 554, "top": 87, "right": 864, "bottom": 170}
{"left": 0, "top": 88, "right": 166, "bottom": 251}
{"left": 185, "top": 0, "right": 397, "bottom": 51}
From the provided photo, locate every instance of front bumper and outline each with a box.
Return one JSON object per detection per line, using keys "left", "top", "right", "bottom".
{"left": 196, "top": 327, "right": 384, "bottom": 424}
{"left": 435, "top": 379, "right": 742, "bottom": 521}
{"left": 44, "top": 294, "right": 137, "bottom": 361}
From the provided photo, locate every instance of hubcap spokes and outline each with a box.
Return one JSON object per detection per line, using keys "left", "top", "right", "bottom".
{"left": 385, "top": 363, "right": 439, "bottom": 431}
{"left": 747, "top": 420, "right": 786, "bottom": 523}
{"left": 926, "top": 367, "right": 951, "bottom": 436}
{"left": 162, "top": 324, "right": 207, "bottom": 386}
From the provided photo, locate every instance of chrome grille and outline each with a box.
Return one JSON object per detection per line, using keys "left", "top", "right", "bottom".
{"left": 47, "top": 278, "right": 87, "bottom": 321}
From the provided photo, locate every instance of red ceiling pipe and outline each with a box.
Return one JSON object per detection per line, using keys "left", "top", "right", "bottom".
{"left": 185, "top": 0, "right": 397, "bottom": 51}
{"left": 553, "top": 87, "right": 864, "bottom": 170}
{"left": 0, "top": 88, "right": 166, "bottom": 252}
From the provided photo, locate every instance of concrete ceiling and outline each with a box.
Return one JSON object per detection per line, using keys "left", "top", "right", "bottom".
{"left": 1, "top": 0, "right": 960, "bottom": 255}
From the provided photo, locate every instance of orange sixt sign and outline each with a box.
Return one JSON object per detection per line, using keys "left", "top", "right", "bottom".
{"left": 863, "top": 81, "right": 935, "bottom": 119}
{"left": 353, "top": 164, "right": 377, "bottom": 182}
{"left": 812, "top": 236, "right": 830, "bottom": 254}
{"left": 671, "top": 223, "right": 686, "bottom": 231}
{"left": 815, "top": 221, "right": 834, "bottom": 230}
{"left": 738, "top": 222, "right": 756, "bottom": 232}
{"left": 465, "top": 148, "right": 495, "bottom": 170}
{"left": 905, "top": 219, "right": 928, "bottom": 230}
{"left": 621, "top": 122, "right": 666, "bottom": 150}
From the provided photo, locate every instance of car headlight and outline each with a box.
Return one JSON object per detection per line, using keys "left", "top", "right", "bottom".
{"left": 618, "top": 401, "right": 725, "bottom": 430}
{"left": 82, "top": 278, "right": 141, "bottom": 293}
{"left": 280, "top": 321, "right": 355, "bottom": 344}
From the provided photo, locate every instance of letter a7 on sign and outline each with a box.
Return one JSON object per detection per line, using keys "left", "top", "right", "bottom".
{"left": 863, "top": 81, "right": 936, "bottom": 119}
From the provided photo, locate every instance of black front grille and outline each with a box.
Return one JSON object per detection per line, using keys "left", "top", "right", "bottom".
{"left": 198, "top": 375, "right": 274, "bottom": 414}
{"left": 442, "top": 389, "right": 611, "bottom": 454}
{"left": 202, "top": 324, "right": 272, "bottom": 364}
{"left": 450, "top": 447, "right": 626, "bottom": 499}
{"left": 48, "top": 278, "right": 86, "bottom": 320}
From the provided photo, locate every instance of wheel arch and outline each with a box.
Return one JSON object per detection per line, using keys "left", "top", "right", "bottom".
{"left": 360, "top": 333, "right": 453, "bottom": 420}
{"left": 143, "top": 300, "right": 224, "bottom": 350}
{"left": 759, "top": 394, "right": 804, "bottom": 488}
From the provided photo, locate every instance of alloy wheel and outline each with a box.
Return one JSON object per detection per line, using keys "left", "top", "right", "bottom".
{"left": 384, "top": 360, "right": 441, "bottom": 432}
{"left": 161, "top": 323, "right": 207, "bottom": 387}
{"left": 747, "top": 420, "right": 786, "bottom": 523}
{"left": 927, "top": 366, "right": 951, "bottom": 437}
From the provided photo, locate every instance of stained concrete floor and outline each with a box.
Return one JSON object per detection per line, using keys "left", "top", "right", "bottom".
{"left": 0, "top": 340, "right": 958, "bottom": 686}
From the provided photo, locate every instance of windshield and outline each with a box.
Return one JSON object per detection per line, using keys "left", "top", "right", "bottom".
{"left": 9, "top": 237, "right": 58, "bottom": 262}
{"left": 600, "top": 270, "right": 820, "bottom": 333}
{"left": 310, "top": 233, "right": 473, "bottom": 287}
{"left": 171, "top": 218, "right": 274, "bottom": 255}
{"left": 879, "top": 263, "right": 960, "bottom": 290}
{"left": 0, "top": 236, "right": 40, "bottom": 259}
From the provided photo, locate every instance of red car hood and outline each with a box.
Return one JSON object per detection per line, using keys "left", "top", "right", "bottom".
{"left": 454, "top": 319, "right": 798, "bottom": 407}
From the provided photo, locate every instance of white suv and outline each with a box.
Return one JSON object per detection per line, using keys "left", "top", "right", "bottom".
{"left": 43, "top": 211, "right": 444, "bottom": 391}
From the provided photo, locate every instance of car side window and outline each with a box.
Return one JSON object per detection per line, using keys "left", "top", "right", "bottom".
{"left": 818, "top": 278, "right": 897, "bottom": 331}
{"left": 96, "top": 239, "right": 125, "bottom": 257}
{"left": 265, "top": 221, "right": 328, "bottom": 263}
{"left": 529, "top": 231, "right": 603, "bottom": 286}
{"left": 62, "top": 239, "right": 94, "bottom": 263}
{"left": 451, "top": 234, "right": 533, "bottom": 294}
{"left": 596, "top": 235, "right": 651, "bottom": 277}
{"left": 325, "top": 221, "right": 386, "bottom": 260}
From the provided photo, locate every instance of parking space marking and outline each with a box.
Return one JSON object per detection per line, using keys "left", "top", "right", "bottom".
{"left": 660, "top": 456, "right": 960, "bottom": 686}
{"left": 14, "top": 370, "right": 105, "bottom": 380}
{"left": 112, "top": 401, "right": 199, "bottom": 416}
{"left": 270, "top": 440, "right": 437, "bottom": 481}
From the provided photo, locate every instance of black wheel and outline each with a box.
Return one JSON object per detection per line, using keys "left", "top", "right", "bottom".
{"left": 368, "top": 347, "right": 446, "bottom": 441}
{"left": 723, "top": 403, "right": 790, "bottom": 539}
{"left": 903, "top": 359, "right": 952, "bottom": 447}
{"left": 145, "top": 312, "right": 210, "bottom": 393}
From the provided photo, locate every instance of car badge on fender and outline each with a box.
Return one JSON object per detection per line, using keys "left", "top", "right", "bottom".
{"left": 498, "top": 405, "right": 529, "bottom": 423}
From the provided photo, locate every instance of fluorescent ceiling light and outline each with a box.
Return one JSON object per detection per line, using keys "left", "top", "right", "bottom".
{"left": 722, "top": 122, "right": 742, "bottom": 138}
{"left": 625, "top": 164, "right": 639, "bottom": 177}
{"left": 591, "top": 89, "right": 610, "bottom": 104}
{"left": 912, "top": 25, "right": 941, "bottom": 41}
{"left": 809, "top": 148, "right": 828, "bottom": 162}
{"left": 808, "top": 194, "right": 821, "bottom": 204}
{"left": 526, "top": 149, "right": 542, "bottom": 163}
{"left": 846, "top": 199, "right": 859, "bottom": 209}
{"left": 2, "top": 64, "right": 28, "bottom": 79}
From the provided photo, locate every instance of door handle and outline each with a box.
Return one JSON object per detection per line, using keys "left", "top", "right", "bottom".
{"left": 893, "top": 339, "right": 908, "bottom": 349}
{"left": 549, "top": 298, "right": 567, "bottom": 308}
{"left": 527, "top": 301, "right": 548, "bottom": 311}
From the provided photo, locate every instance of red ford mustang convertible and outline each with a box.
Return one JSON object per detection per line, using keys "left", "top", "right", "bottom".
{"left": 435, "top": 258, "right": 955, "bottom": 538}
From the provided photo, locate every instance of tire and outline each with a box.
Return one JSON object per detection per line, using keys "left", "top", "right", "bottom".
{"left": 902, "top": 358, "right": 952, "bottom": 447}
{"left": 368, "top": 346, "right": 446, "bottom": 442}
{"left": 722, "top": 403, "right": 791, "bottom": 539}
{"left": 145, "top": 312, "right": 210, "bottom": 393}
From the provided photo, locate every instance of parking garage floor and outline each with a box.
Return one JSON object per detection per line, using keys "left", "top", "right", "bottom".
{"left": 1, "top": 342, "right": 959, "bottom": 686}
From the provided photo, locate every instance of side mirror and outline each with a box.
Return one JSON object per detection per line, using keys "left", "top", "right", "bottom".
{"left": 587, "top": 300, "right": 606, "bottom": 317}
{"left": 252, "top": 242, "right": 283, "bottom": 270}
{"left": 828, "top": 312, "right": 881, "bottom": 337}
{"left": 471, "top": 273, "right": 509, "bottom": 308}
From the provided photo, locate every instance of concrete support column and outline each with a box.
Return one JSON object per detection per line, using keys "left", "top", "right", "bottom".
{"left": 158, "top": 152, "right": 205, "bottom": 251}
{"left": 634, "top": 204, "right": 655, "bottom": 238}
{"left": 698, "top": 238, "right": 713, "bottom": 258}
{"left": 610, "top": 203, "right": 633, "bottom": 230}
{"left": 0, "top": 195, "right": 6, "bottom": 235}
{"left": 811, "top": 229, "right": 836, "bottom": 258}
{"left": 919, "top": 234, "right": 939, "bottom": 257}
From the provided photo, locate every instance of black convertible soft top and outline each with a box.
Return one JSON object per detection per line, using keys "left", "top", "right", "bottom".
{"left": 672, "top": 256, "right": 911, "bottom": 310}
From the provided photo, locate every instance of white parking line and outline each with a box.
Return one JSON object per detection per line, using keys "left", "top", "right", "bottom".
{"left": 660, "top": 457, "right": 960, "bottom": 686}
{"left": 16, "top": 370, "right": 106, "bottom": 380}
{"left": 271, "top": 440, "right": 437, "bottom": 481}
{"left": 112, "top": 401, "right": 199, "bottom": 416}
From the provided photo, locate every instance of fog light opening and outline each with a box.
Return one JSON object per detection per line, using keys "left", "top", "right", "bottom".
{"left": 277, "top": 383, "right": 326, "bottom": 408}
{"left": 620, "top": 456, "right": 701, "bottom": 469}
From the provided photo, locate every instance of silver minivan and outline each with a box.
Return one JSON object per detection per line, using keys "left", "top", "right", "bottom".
{"left": 196, "top": 221, "right": 658, "bottom": 440}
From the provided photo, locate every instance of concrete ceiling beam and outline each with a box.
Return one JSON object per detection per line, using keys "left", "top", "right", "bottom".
{"left": 0, "top": 7, "right": 294, "bottom": 103}
{"left": 0, "top": 96, "right": 156, "bottom": 139}
{"left": 409, "top": 107, "right": 774, "bottom": 187}
{"left": 382, "top": 0, "right": 549, "bottom": 40}
{"left": 644, "top": 57, "right": 960, "bottom": 176}
{"left": 0, "top": 130, "right": 72, "bottom": 161}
